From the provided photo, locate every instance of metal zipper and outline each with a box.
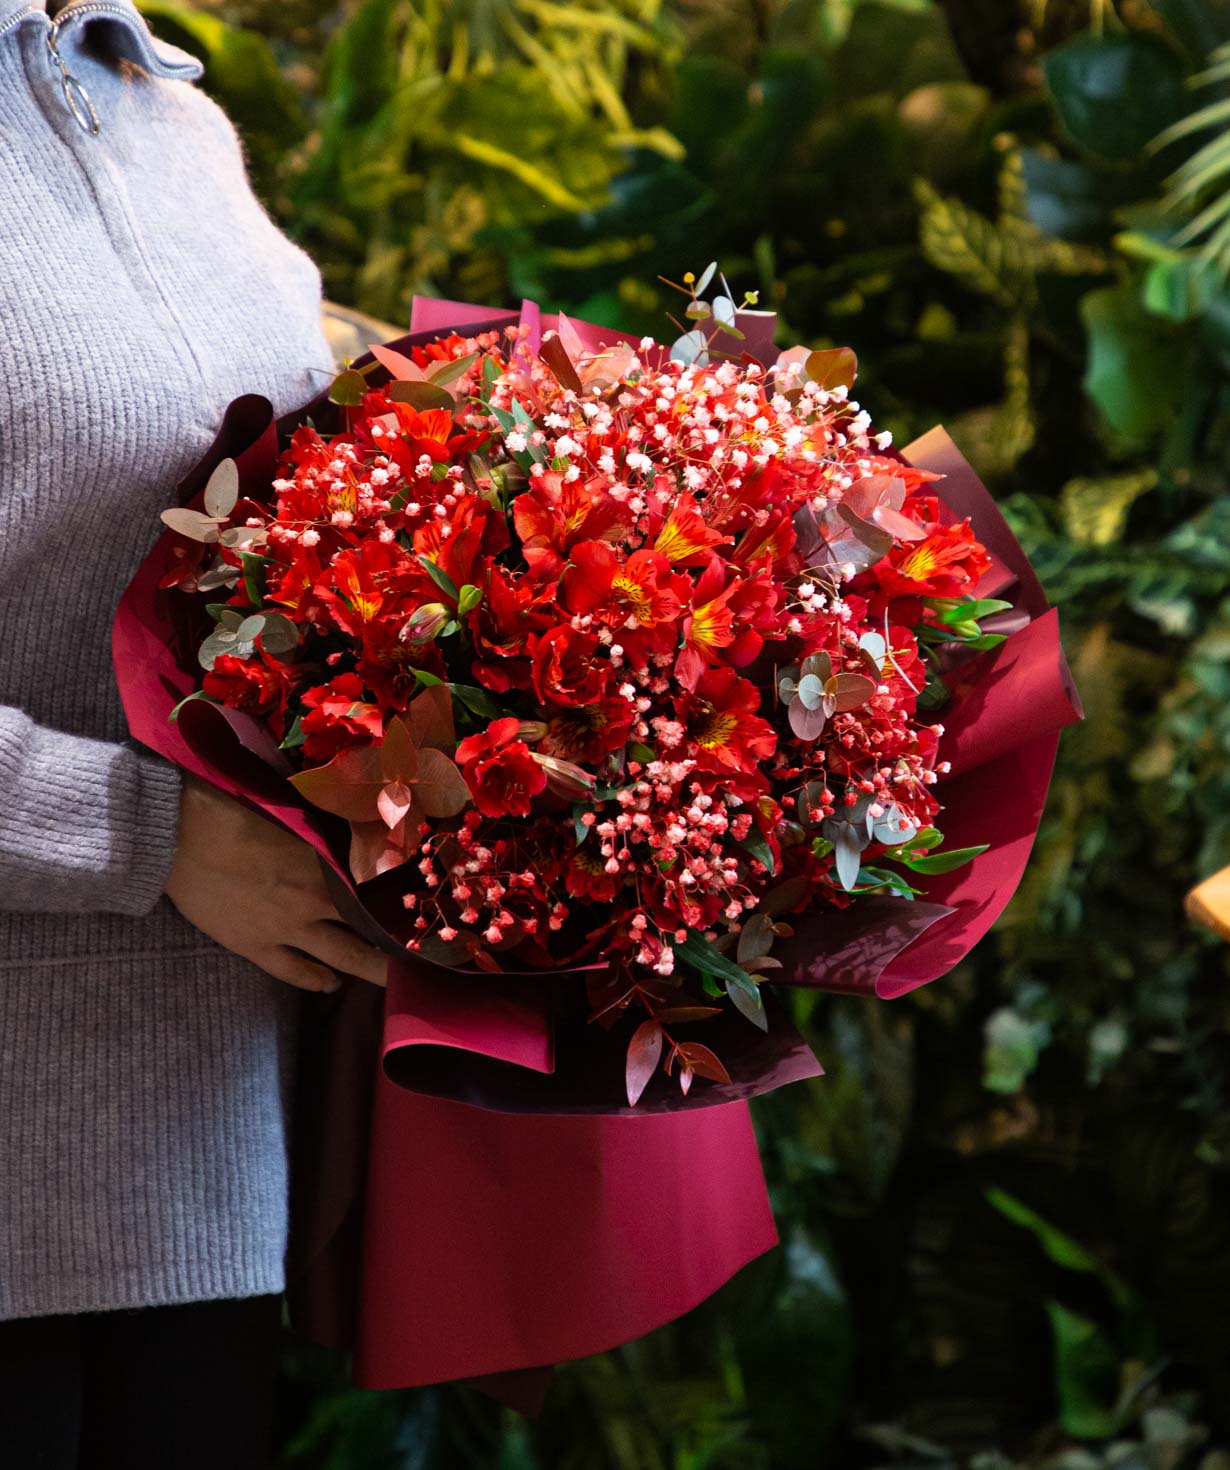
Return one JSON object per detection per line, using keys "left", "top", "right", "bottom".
{"left": 0, "top": 6, "right": 41, "bottom": 39}
{"left": 46, "top": 16, "right": 99, "bottom": 135}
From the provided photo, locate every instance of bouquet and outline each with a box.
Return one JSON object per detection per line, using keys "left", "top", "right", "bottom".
{"left": 113, "top": 286, "right": 1080, "bottom": 1390}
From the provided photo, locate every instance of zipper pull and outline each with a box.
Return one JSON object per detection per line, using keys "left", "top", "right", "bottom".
{"left": 46, "top": 19, "right": 100, "bottom": 136}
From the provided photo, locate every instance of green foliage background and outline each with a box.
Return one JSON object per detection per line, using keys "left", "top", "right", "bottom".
{"left": 142, "top": 0, "right": 1230, "bottom": 1463}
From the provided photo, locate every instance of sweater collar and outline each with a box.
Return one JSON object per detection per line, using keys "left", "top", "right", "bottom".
{"left": 0, "top": 0, "right": 204, "bottom": 81}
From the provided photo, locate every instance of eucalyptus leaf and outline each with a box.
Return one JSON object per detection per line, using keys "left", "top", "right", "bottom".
{"left": 388, "top": 379, "right": 455, "bottom": 413}
{"left": 202, "top": 458, "right": 240, "bottom": 520}
{"left": 160, "top": 507, "right": 221, "bottom": 543}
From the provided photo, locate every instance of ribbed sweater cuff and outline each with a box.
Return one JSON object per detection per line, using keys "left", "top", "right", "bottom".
{"left": 121, "top": 749, "right": 183, "bottom": 916}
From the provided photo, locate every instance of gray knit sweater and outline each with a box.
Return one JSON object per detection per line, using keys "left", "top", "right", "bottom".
{"left": 0, "top": 0, "right": 335, "bottom": 1318}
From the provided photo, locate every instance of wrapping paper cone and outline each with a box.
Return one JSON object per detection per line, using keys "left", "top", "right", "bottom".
{"left": 354, "top": 1085, "right": 778, "bottom": 1389}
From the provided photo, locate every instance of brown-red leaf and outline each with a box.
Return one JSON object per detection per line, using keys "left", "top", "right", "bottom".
{"left": 625, "top": 1019, "right": 665, "bottom": 1106}
{"left": 674, "top": 1041, "right": 731, "bottom": 1085}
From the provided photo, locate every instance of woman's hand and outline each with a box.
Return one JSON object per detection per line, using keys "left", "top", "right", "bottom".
{"left": 164, "top": 774, "right": 387, "bottom": 992}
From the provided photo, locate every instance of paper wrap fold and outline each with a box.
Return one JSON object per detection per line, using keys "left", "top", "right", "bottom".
{"left": 112, "top": 299, "right": 1080, "bottom": 1394}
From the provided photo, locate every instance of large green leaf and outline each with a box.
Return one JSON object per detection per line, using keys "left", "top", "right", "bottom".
{"left": 1080, "top": 283, "right": 1191, "bottom": 443}
{"left": 1043, "top": 32, "right": 1186, "bottom": 163}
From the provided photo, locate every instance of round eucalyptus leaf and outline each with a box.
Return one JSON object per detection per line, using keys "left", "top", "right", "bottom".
{"left": 235, "top": 615, "right": 267, "bottom": 642}
{"left": 160, "top": 507, "right": 220, "bottom": 543}
{"left": 197, "top": 628, "right": 240, "bottom": 672}
{"left": 258, "top": 612, "right": 300, "bottom": 655}
{"left": 196, "top": 560, "right": 240, "bottom": 592}
{"left": 219, "top": 525, "right": 267, "bottom": 549}
{"left": 203, "top": 458, "right": 240, "bottom": 520}
{"left": 694, "top": 261, "right": 718, "bottom": 296}
{"left": 670, "top": 330, "right": 709, "bottom": 367}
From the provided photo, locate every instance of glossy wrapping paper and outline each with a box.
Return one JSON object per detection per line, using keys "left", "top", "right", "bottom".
{"left": 112, "top": 298, "right": 1081, "bottom": 1405}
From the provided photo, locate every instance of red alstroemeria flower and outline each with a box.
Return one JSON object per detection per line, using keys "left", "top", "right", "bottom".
{"left": 676, "top": 556, "right": 738, "bottom": 691}
{"left": 413, "top": 495, "right": 509, "bottom": 601}
{"left": 316, "top": 538, "right": 413, "bottom": 639}
{"left": 410, "top": 332, "right": 470, "bottom": 368}
{"left": 560, "top": 542, "right": 687, "bottom": 666}
{"left": 300, "top": 673, "right": 384, "bottom": 762}
{"left": 872, "top": 513, "right": 991, "bottom": 603}
{"left": 470, "top": 564, "right": 556, "bottom": 693}
{"left": 203, "top": 653, "right": 292, "bottom": 734}
{"left": 268, "top": 546, "right": 324, "bottom": 619}
{"left": 531, "top": 626, "right": 608, "bottom": 709}
{"left": 730, "top": 509, "right": 797, "bottom": 574}
{"left": 679, "top": 667, "right": 777, "bottom": 774}
{"left": 391, "top": 404, "right": 456, "bottom": 463}
{"left": 513, "top": 472, "right": 630, "bottom": 579}
{"left": 651, "top": 493, "right": 729, "bottom": 566}
{"left": 539, "top": 693, "right": 634, "bottom": 766}
{"left": 565, "top": 847, "right": 621, "bottom": 903}
{"left": 358, "top": 619, "right": 446, "bottom": 713}
{"left": 455, "top": 717, "right": 548, "bottom": 818}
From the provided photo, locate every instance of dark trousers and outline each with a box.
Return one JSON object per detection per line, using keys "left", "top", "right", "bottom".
{"left": 0, "top": 1295, "right": 281, "bottom": 1469}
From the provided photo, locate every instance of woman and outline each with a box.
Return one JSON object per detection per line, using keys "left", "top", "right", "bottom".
{"left": 0, "top": 1, "right": 386, "bottom": 1462}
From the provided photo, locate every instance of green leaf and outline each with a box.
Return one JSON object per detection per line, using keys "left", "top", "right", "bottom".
{"left": 279, "top": 714, "right": 305, "bottom": 751}
{"left": 168, "top": 689, "right": 211, "bottom": 724}
{"left": 740, "top": 829, "right": 777, "bottom": 876}
{"left": 896, "top": 844, "right": 988, "bottom": 874}
{"left": 328, "top": 368, "right": 366, "bottom": 407}
{"left": 416, "top": 554, "right": 459, "bottom": 602}
{"left": 915, "top": 179, "right": 1028, "bottom": 308}
{"left": 572, "top": 805, "right": 591, "bottom": 848}
{"left": 724, "top": 971, "right": 769, "bottom": 1032}
{"left": 1060, "top": 468, "right": 1157, "bottom": 547}
{"left": 987, "top": 1188, "right": 1104, "bottom": 1275}
{"left": 672, "top": 931, "right": 760, "bottom": 990}
{"left": 238, "top": 550, "right": 267, "bottom": 608}
{"left": 1043, "top": 33, "right": 1185, "bottom": 163}
{"left": 446, "top": 682, "right": 501, "bottom": 720}
{"left": 1080, "top": 284, "right": 1191, "bottom": 445}
{"left": 426, "top": 351, "right": 478, "bottom": 387}
{"left": 387, "top": 380, "right": 455, "bottom": 414}
{"left": 929, "top": 597, "right": 1013, "bottom": 624}
{"left": 1045, "top": 1301, "right": 1123, "bottom": 1440}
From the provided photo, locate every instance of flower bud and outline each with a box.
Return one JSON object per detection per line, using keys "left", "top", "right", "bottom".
{"left": 401, "top": 602, "right": 449, "bottom": 645}
{"left": 516, "top": 720, "right": 549, "bottom": 744}
{"left": 457, "top": 583, "right": 483, "bottom": 616}
{"left": 533, "top": 753, "right": 596, "bottom": 801}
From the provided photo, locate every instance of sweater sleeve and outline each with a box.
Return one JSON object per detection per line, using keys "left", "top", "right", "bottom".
{"left": 0, "top": 705, "right": 183, "bottom": 916}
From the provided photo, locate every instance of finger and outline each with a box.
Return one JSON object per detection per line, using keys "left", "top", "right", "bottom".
{"left": 298, "top": 921, "right": 388, "bottom": 988}
{"left": 260, "top": 947, "right": 341, "bottom": 994}
{"left": 277, "top": 856, "right": 341, "bottom": 920}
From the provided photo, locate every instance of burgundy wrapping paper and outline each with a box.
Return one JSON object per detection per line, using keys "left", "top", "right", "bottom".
{"left": 354, "top": 1086, "right": 778, "bottom": 1389}
{"left": 111, "top": 303, "right": 1080, "bottom": 1398}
